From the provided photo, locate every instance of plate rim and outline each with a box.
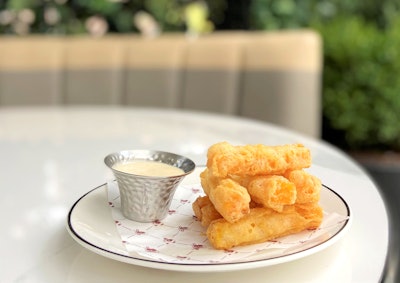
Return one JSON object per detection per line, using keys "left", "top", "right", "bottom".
{"left": 66, "top": 182, "right": 352, "bottom": 272}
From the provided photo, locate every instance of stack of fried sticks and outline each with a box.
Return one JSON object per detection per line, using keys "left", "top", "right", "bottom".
{"left": 192, "top": 142, "right": 323, "bottom": 250}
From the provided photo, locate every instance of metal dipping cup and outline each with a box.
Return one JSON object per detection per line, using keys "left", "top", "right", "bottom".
{"left": 104, "top": 150, "right": 196, "bottom": 222}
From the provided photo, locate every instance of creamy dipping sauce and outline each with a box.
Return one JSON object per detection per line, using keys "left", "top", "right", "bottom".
{"left": 112, "top": 160, "right": 184, "bottom": 177}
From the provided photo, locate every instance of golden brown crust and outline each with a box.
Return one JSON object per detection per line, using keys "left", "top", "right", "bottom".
{"left": 199, "top": 169, "right": 211, "bottom": 196}
{"left": 284, "top": 170, "right": 321, "bottom": 204}
{"left": 200, "top": 203, "right": 223, "bottom": 227}
{"left": 294, "top": 202, "right": 323, "bottom": 229}
{"left": 207, "top": 142, "right": 311, "bottom": 178}
{"left": 206, "top": 206, "right": 317, "bottom": 250}
{"left": 247, "top": 175, "right": 297, "bottom": 212}
{"left": 208, "top": 178, "right": 251, "bottom": 223}
{"left": 192, "top": 196, "right": 222, "bottom": 227}
{"left": 192, "top": 195, "right": 208, "bottom": 221}
{"left": 195, "top": 142, "right": 322, "bottom": 250}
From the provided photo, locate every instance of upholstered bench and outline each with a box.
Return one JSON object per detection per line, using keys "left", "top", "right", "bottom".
{"left": 0, "top": 30, "right": 322, "bottom": 137}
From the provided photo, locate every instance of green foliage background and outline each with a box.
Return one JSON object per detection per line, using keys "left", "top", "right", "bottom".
{"left": 1, "top": 0, "right": 400, "bottom": 150}
{"left": 315, "top": 16, "right": 400, "bottom": 151}
{"left": 0, "top": 0, "right": 227, "bottom": 34}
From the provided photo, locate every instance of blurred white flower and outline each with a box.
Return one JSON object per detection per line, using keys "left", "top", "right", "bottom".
{"left": 17, "top": 9, "right": 35, "bottom": 25}
{"left": 44, "top": 7, "right": 61, "bottom": 25}
{"left": 133, "top": 11, "right": 160, "bottom": 38}
{"left": 0, "top": 10, "right": 16, "bottom": 25}
{"left": 85, "top": 16, "right": 109, "bottom": 37}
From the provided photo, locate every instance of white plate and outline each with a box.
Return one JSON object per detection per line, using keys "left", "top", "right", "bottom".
{"left": 67, "top": 168, "right": 351, "bottom": 272}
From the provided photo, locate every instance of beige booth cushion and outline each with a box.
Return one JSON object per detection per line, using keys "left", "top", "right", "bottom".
{"left": 0, "top": 37, "right": 63, "bottom": 105}
{"left": 240, "top": 31, "right": 322, "bottom": 137}
{"left": 0, "top": 30, "right": 322, "bottom": 137}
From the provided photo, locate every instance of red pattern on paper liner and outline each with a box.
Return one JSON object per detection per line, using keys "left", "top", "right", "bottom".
{"left": 106, "top": 182, "right": 349, "bottom": 264}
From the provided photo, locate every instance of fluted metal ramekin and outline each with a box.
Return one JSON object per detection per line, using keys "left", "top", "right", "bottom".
{"left": 104, "top": 150, "right": 195, "bottom": 222}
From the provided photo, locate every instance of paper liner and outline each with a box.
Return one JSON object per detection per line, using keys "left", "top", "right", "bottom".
{"left": 106, "top": 181, "right": 349, "bottom": 264}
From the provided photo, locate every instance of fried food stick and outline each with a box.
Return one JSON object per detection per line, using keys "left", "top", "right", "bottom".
{"left": 200, "top": 168, "right": 217, "bottom": 196}
{"left": 208, "top": 178, "right": 251, "bottom": 223}
{"left": 201, "top": 168, "right": 298, "bottom": 212}
{"left": 207, "top": 142, "right": 311, "bottom": 178}
{"left": 200, "top": 168, "right": 249, "bottom": 195}
{"left": 192, "top": 196, "right": 222, "bottom": 227}
{"left": 294, "top": 202, "right": 323, "bottom": 229}
{"left": 285, "top": 170, "right": 321, "bottom": 204}
{"left": 247, "top": 175, "right": 297, "bottom": 212}
{"left": 206, "top": 206, "right": 319, "bottom": 250}
{"left": 192, "top": 195, "right": 209, "bottom": 221}
{"left": 200, "top": 169, "right": 251, "bottom": 223}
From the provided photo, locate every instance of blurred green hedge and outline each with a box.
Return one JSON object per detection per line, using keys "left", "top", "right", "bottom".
{"left": 248, "top": 0, "right": 400, "bottom": 151}
{"left": 316, "top": 16, "right": 400, "bottom": 151}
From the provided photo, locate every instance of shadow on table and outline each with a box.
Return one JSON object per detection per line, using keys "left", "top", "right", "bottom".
{"left": 367, "top": 171, "right": 400, "bottom": 283}
{"left": 66, "top": 242, "right": 351, "bottom": 283}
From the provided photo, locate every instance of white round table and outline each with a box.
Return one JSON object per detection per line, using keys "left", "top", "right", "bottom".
{"left": 0, "top": 106, "right": 388, "bottom": 282}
